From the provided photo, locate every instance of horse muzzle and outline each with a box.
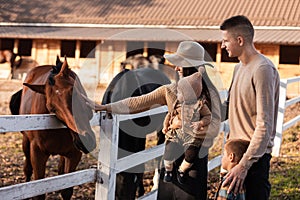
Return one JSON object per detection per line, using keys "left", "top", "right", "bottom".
{"left": 73, "top": 130, "right": 96, "bottom": 154}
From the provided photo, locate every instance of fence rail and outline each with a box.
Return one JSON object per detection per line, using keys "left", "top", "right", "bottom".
{"left": 0, "top": 76, "right": 299, "bottom": 199}
{"left": 272, "top": 76, "right": 300, "bottom": 156}
{"left": 0, "top": 169, "right": 96, "bottom": 199}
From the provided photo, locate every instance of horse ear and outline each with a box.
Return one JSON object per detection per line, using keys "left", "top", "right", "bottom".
{"left": 58, "top": 58, "right": 69, "bottom": 76}
{"left": 56, "top": 55, "right": 61, "bottom": 66}
{"left": 23, "top": 83, "right": 46, "bottom": 94}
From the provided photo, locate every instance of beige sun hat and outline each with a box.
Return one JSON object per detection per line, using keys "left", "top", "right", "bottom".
{"left": 164, "top": 41, "right": 210, "bottom": 68}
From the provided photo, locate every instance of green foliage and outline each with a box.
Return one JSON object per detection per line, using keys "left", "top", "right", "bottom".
{"left": 269, "top": 125, "right": 300, "bottom": 200}
{"left": 270, "top": 157, "right": 300, "bottom": 199}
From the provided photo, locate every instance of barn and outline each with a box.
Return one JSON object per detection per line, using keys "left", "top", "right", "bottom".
{"left": 0, "top": 0, "right": 299, "bottom": 95}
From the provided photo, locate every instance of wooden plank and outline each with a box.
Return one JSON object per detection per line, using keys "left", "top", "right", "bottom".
{"left": 95, "top": 116, "right": 113, "bottom": 200}
{"left": 208, "top": 155, "right": 222, "bottom": 172}
{"left": 115, "top": 144, "right": 165, "bottom": 172}
{"left": 285, "top": 96, "right": 300, "bottom": 108}
{"left": 219, "top": 90, "right": 228, "bottom": 100}
{"left": 0, "top": 169, "right": 96, "bottom": 200}
{"left": 286, "top": 76, "right": 300, "bottom": 84}
{"left": 90, "top": 112, "right": 101, "bottom": 126}
{"left": 273, "top": 79, "right": 288, "bottom": 156}
{"left": 117, "top": 106, "right": 168, "bottom": 122}
{"left": 0, "top": 113, "right": 101, "bottom": 133}
{"left": 0, "top": 114, "right": 65, "bottom": 133}
{"left": 107, "top": 116, "right": 120, "bottom": 200}
{"left": 283, "top": 115, "right": 300, "bottom": 131}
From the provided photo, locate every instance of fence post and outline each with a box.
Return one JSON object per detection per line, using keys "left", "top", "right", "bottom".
{"left": 95, "top": 113, "right": 119, "bottom": 200}
{"left": 272, "top": 79, "right": 287, "bottom": 157}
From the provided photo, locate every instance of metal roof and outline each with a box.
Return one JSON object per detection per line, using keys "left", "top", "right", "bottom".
{"left": 0, "top": 0, "right": 299, "bottom": 44}
{"left": 0, "top": 26, "right": 299, "bottom": 45}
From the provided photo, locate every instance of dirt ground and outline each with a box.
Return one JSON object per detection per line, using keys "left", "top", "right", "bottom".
{"left": 0, "top": 79, "right": 299, "bottom": 199}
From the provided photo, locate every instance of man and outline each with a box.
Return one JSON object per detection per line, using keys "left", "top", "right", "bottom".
{"left": 220, "top": 15, "right": 280, "bottom": 199}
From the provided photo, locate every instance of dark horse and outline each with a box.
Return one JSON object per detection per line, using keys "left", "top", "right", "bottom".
{"left": 102, "top": 66, "right": 171, "bottom": 199}
{"left": 0, "top": 50, "right": 22, "bottom": 78}
{"left": 9, "top": 57, "right": 96, "bottom": 199}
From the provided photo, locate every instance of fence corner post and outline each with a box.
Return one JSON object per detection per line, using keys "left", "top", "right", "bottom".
{"left": 95, "top": 113, "right": 118, "bottom": 200}
{"left": 272, "top": 79, "right": 287, "bottom": 157}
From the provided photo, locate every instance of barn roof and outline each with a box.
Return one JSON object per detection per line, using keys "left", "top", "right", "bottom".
{"left": 0, "top": 0, "right": 299, "bottom": 44}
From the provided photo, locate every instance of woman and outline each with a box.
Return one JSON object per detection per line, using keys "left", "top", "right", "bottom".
{"left": 84, "top": 41, "right": 222, "bottom": 199}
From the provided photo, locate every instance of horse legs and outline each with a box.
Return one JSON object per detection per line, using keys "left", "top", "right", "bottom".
{"left": 22, "top": 135, "right": 32, "bottom": 182}
{"left": 116, "top": 172, "right": 142, "bottom": 200}
{"left": 30, "top": 142, "right": 49, "bottom": 200}
{"left": 136, "top": 173, "right": 145, "bottom": 197}
{"left": 59, "top": 151, "right": 82, "bottom": 200}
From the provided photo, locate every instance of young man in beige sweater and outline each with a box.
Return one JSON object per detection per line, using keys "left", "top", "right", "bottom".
{"left": 220, "top": 15, "right": 280, "bottom": 199}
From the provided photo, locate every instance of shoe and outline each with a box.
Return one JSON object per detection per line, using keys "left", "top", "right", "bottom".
{"left": 163, "top": 171, "right": 173, "bottom": 183}
{"left": 177, "top": 169, "right": 186, "bottom": 184}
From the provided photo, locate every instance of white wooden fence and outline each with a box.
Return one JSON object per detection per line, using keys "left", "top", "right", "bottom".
{"left": 272, "top": 76, "right": 300, "bottom": 156}
{"left": 0, "top": 76, "right": 299, "bottom": 199}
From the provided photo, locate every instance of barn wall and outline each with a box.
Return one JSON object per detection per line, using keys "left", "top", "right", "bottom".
{"left": 2, "top": 38, "right": 299, "bottom": 96}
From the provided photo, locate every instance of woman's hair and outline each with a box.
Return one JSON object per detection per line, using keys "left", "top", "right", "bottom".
{"left": 220, "top": 15, "right": 254, "bottom": 43}
{"left": 224, "top": 139, "right": 250, "bottom": 162}
{"left": 182, "top": 66, "right": 212, "bottom": 109}
{"left": 182, "top": 67, "right": 198, "bottom": 77}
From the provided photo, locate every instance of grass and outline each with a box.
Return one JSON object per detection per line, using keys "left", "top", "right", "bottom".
{"left": 269, "top": 125, "right": 300, "bottom": 200}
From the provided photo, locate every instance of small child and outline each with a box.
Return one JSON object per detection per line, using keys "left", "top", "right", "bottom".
{"left": 215, "top": 139, "right": 250, "bottom": 200}
{"left": 162, "top": 69, "right": 212, "bottom": 184}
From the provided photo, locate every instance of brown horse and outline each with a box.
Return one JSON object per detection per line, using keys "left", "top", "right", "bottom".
{"left": 14, "top": 56, "right": 96, "bottom": 199}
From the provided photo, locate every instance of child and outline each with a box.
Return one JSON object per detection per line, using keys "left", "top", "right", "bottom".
{"left": 215, "top": 139, "right": 250, "bottom": 200}
{"left": 162, "top": 70, "right": 212, "bottom": 184}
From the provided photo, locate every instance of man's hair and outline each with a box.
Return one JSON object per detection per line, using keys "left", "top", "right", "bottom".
{"left": 220, "top": 15, "right": 254, "bottom": 43}
{"left": 224, "top": 139, "right": 250, "bottom": 162}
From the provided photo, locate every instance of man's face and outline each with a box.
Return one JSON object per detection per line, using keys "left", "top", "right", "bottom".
{"left": 221, "top": 30, "right": 241, "bottom": 58}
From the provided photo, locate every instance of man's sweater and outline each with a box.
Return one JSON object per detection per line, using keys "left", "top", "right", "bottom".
{"left": 228, "top": 53, "right": 280, "bottom": 170}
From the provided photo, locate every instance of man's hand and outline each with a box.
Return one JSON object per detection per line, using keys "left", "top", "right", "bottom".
{"left": 222, "top": 163, "right": 248, "bottom": 195}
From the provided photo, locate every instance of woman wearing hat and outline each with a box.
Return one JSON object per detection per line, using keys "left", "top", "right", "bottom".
{"left": 83, "top": 41, "right": 222, "bottom": 199}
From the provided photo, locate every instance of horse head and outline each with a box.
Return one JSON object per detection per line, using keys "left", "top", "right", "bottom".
{"left": 23, "top": 56, "right": 96, "bottom": 153}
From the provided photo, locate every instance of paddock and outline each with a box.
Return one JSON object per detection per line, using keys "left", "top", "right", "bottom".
{"left": 0, "top": 76, "right": 299, "bottom": 199}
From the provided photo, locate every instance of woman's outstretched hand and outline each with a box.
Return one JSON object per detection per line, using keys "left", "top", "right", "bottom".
{"left": 81, "top": 94, "right": 106, "bottom": 111}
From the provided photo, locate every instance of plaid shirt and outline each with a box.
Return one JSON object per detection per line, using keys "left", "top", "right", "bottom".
{"left": 215, "top": 173, "right": 246, "bottom": 200}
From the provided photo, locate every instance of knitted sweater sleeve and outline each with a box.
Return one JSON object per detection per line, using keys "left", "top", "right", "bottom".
{"left": 105, "top": 84, "right": 169, "bottom": 114}
{"left": 239, "top": 65, "right": 278, "bottom": 170}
